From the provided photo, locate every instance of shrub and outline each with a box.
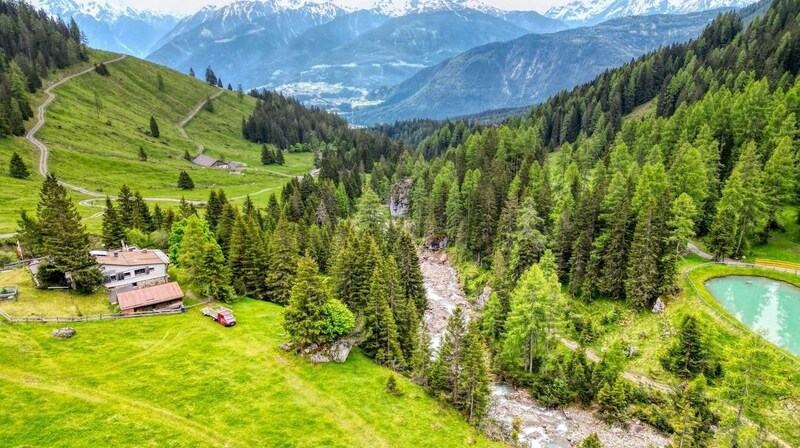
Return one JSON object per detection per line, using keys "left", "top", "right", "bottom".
{"left": 319, "top": 298, "right": 355, "bottom": 342}
{"left": 385, "top": 374, "right": 403, "bottom": 396}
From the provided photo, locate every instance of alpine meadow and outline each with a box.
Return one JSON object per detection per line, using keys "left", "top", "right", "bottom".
{"left": 1, "top": 0, "right": 799, "bottom": 447}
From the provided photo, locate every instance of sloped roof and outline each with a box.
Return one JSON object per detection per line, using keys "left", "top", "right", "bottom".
{"left": 117, "top": 282, "right": 183, "bottom": 311}
{"left": 192, "top": 154, "right": 221, "bottom": 167}
{"left": 95, "top": 249, "right": 169, "bottom": 267}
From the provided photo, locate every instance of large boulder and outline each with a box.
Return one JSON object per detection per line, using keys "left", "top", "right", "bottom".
{"left": 389, "top": 179, "right": 413, "bottom": 217}
{"left": 52, "top": 327, "right": 76, "bottom": 339}
{"left": 651, "top": 298, "right": 666, "bottom": 314}
{"left": 302, "top": 340, "right": 353, "bottom": 363}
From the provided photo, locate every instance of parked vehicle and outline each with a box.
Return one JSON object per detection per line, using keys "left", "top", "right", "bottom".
{"left": 201, "top": 306, "right": 236, "bottom": 327}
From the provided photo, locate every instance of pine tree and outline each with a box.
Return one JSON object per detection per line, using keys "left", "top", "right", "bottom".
{"left": 149, "top": 116, "right": 160, "bottom": 138}
{"left": 178, "top": 170, "right": 194, "bottom": 190}
{"left": 215, "top": 202, "right": 237, "bottom": 256}
{"left": 458, "top": 321, "right": 490, "bottom": 423}
{"left": 196, "top": 240, "right": 233, "bottom": 302}
{"left": 264, "top": 217, "right": 298, "bottom": 305}
{"left": 625, "top": 197, "right": 665, "bottom": 309}
{"left": 393, "top": 229, "right": 426, "bottom": 312}
{"left": 8, "top": 152, "right": 30, "bottom": 179}
{"left": 228, "top": 213, "right": 268, "bottom": 299}
{"left": 189, "top": 68, "right": 195, "bottom": 77}
{"left": 661, "top": 315, "right": 712, "bottom": 379}
{"left": 671, "top": 375, "right": 715, "bottom": 448}
{"left": 354, "top": 185, "right": 387, "bottom": 238}
{"left": 157, "top": 73, "right": 165, "bottom": 92}
{"left": 708, "top": 142, "right": 767, "bottom": 259}
{"left": 763, "top": 136, "right": 797, "bottom": 227}
{"left": 205, "top": 189, "right": 226, "bottom": 232}
{"left": 205, "top": 66, "right": 217, "bottom": 86}
{"left": 509, "top": 196, "right": 546, "bottom": 279}
{"left": 276, "top": 149, "right": 285, "bottom": 165}
{"left": 261, "top": 145, "right": 274, "bottom": 165}
{"left": 137, "top": 146, "right": 147, "bottom": 162}
{"left": 36, "top": 175, "right": 102, "bottom": 292}
{"left": 101, "top": 197, "right": 125, "bottom": 249}
{"left": 501, "top": 264, "right": 552, "bottom": 373}
{"left": 178, "top": 215, "right": 211, "bottom": 279}
{"left": 284, "top": 256, "right": 330, "bottom": 344}
{"left": 596, "top": 379, "right": 628, "bottom": 423}
{"left": 409, "top": 319, "right": 433, "bottom": 385}
{"left": 430, "top": 307, "right": 467, "bottom": 400}
{"left": 662, "top": 194, "right": 697, "bottom": 294}
{"left": 363, "top": 259, "right": 404, "bottom": 369}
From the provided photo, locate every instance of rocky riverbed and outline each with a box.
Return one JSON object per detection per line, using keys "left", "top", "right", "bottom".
{"left": 419, "top": 250, "right": 670, "bottom": 448}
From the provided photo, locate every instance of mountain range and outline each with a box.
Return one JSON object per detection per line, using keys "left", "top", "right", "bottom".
{"left": 27, "top": 0, "right": 760, "bottom": 122}
{"left": 28, "top": 0, "right": 180, "bottom": 57}
{"left": 544, "top": 0, "right": 754, "bottom": 26}
{"left": 350, "top": 9, "right": 724, "bottom": 124}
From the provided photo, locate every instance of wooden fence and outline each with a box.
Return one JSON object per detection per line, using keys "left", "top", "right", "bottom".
{"left": 0, "top": 308, "right": 184, "bottom": 324}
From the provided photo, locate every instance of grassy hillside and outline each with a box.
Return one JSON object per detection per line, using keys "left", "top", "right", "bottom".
{"left": 0, "top": 52, "right": 313, "bottom": 234}
{"left": 0, "top": 299, "right": 500, "bottom": 448}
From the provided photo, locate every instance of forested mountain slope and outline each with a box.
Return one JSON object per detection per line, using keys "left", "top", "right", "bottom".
{"left": 365, "top": 0, "right": 800, "bottom": 443}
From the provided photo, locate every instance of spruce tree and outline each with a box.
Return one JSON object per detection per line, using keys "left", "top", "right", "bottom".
{"left": 228, "top": 213, "right": 268, "bottom": 299}
{"left": 363, "top": 259, "right": 404, "bottom": 369}
{"left": 671, "top": 375, "right": 715, "bottom": 448}
{"left": 36, "top": 175, "right": 102, "bottom": 292}
{"left": 178, "top": 215, "right": 211, "bottom": 279}
{"left": 138, "top": 146, "right": 147, "bottom": 162}
{"left": 393, "top": 229, "right": 426, "bottom": 312}
{"left": 9, "top": 152, "right": 30, "bottom": 179}
{"left": 661, "top": 315, "right": 712, "bottom": 379}
{"left": 430, "top": 307, "right": 468, "bottom": 400}
{"left": 284, "top": 256, "right": 330, "bottom": 344}
{"left": 276, "top": 148, "right": 285, "bottom": 165}
{"left": 354, "top": 185, "right": 387, "bottom": 238}
{"left": 149, "top": 116, "right": 160, "bottom": 138}
{"left": 215, "top": 202, "right": 237, "bottom": 256}
{"left": 409, "top": 319, "right": 433, "bottom": 386}
{"left": 261, "top": 145, "right": 274, "bottom": 165}
{"left": 101, "top": 197, "right": 125, "bottom": 249}
{"left": 196, "top": 240, "right": 233, "bottom": 302}
{"left": 205, "top": 189, "right": 226, "bottom": 232}
{"left": 189, "top": 67, "right": 195, "bottom": 77}
{"left": 509, "top": 196, "right": 546, "bottom": 279}
{"left": 501, "top": 264, "right": 551, "bottom": 373}
{"left": 596, "top": 379, "right": 628, "bottom": 423}
{"left": 178, "top": 170, "right": 194, "bottom": 190}
{"left": 264, "top": 217, "right": 298, "bottom": 305}
{"left": 625, "top": 197, "right": 664, "bottom": 309}
{"left": 458, "top": 321, "right": 490, "bottom": 423}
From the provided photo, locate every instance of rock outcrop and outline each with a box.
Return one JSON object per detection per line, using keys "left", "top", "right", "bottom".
{"left": 52, "top": 327, "right": 76, "bottom": 339}
{"left": 389, "top": 178, "right": 412, "bottom": 217}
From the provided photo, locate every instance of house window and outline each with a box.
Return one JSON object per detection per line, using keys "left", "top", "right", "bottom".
{"left": 134, "top": 268, "right": 146, "bottom": 276}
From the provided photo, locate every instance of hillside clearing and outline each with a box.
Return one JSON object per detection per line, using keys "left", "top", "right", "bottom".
{"left": 0, "top": 299, "right": 502, "bottom": 448}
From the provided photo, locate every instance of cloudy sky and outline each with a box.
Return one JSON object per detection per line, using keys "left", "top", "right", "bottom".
{"left": 125, "top": 0, "right": 574, "bottom": 15}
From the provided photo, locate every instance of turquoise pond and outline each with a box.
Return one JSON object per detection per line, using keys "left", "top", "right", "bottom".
{"left": 705, "top": 276, "right": 800, "bottom": 356}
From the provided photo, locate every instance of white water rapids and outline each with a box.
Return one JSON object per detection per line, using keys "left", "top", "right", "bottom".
{"left": 418, "top": 251, "right": 669, "bottom": 448}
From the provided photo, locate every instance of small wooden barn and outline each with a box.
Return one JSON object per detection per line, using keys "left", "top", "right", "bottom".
{"left": 116, "top": 282, "right": 184, "bottom": 315}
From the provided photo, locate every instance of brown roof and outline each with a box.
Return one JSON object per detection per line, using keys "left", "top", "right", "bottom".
{"left": 117, "top": 282, "right": 184, "bottom": 311}
{"left": 95, "top": 249, "right": 169, "bottom": 267}
{"left": 192, "top": 154, "right": 224, "bottom": 167}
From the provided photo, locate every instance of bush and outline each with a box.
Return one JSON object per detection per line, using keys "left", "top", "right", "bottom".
{"left": 319, "top": 298, "right": 355, "bottom": 342}
{"left": 577, "top": 433, "right": 603, "bottom": 448}
{"left": 385, "top": 374, "right": 403, "bottom": 396}
{"left": 596, "top": 379, "right": 629, "bottom": 423}
{"left": 71, "top": 266, "right": 104, "bottom": 293}
{"left": 0, "top": 251, "right": 17, "bottom": 265}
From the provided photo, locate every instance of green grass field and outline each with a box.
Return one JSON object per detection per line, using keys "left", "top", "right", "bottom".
{"left": 0, "top": 53, "right": 313, "bottom": 234}
{"left": 0, "top": 269, "right": 111, "bottom": 317}
{"left": 0, "top": 299, "right": 500, "bottom": 448}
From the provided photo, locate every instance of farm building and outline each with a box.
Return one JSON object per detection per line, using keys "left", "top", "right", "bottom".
{"left": 93, "top": 248, "right": 170, "bottom": 289}
{"left": 192, "top": 154, "right": 229, "bottom": 169}
{"left": 116, "top": 281, "right": 184, "bottom": 315}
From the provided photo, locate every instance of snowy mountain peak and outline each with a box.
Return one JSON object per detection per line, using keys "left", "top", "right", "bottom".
{"left": 367, "top": 0, "right": 497, "bottom": 17}
{"left": 28, "top": 0, "right": 182, "bottom": 19}
{"left": 545, "top": 0, "right": 757, "bottom": 25}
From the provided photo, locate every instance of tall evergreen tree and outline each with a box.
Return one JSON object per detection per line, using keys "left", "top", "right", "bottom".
{"left": 284, "top": 256, "right": 330, "bottom": 344}
{"left": 264, "top": 217, "right": 298, "bottom": 305}
{"left": 196, "top": 240, "right": 233, "bottom": 302}
{"left": 458, "top": 321, "right": 490, "bottom": 424}
{"left": 625, "top": 196, "right": 666, "bottom": 309}
{"left": 393, "top": 229, "right": 426, "bottom": 312}
{"left": 363, "top": 259, "right": 405, "bottom": 369}
{"left": 8, "top": 152, "right": 30, "bottom": 179}
{"left": 228, "top": 213, "right": 267, "bottom": 298}
{"left": 138, "top": 146, "right": 147, "bottom": 162}
{"left": 35, "top": 175, "right": 102, "bottom": 292}
{"left": 430, "top": 307, "right": 468, "bottom": 401}
{"left": 661, "top": 315, "right": 713, "bottom": 379}
{"left": 149, "top": 116, "right": 160, "bottom": 138}
{"left": 178, "top": 170, "right": 195, "bottom": 190}
{"left": 101, "top": 196, "right": 125, "bottom": 249}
